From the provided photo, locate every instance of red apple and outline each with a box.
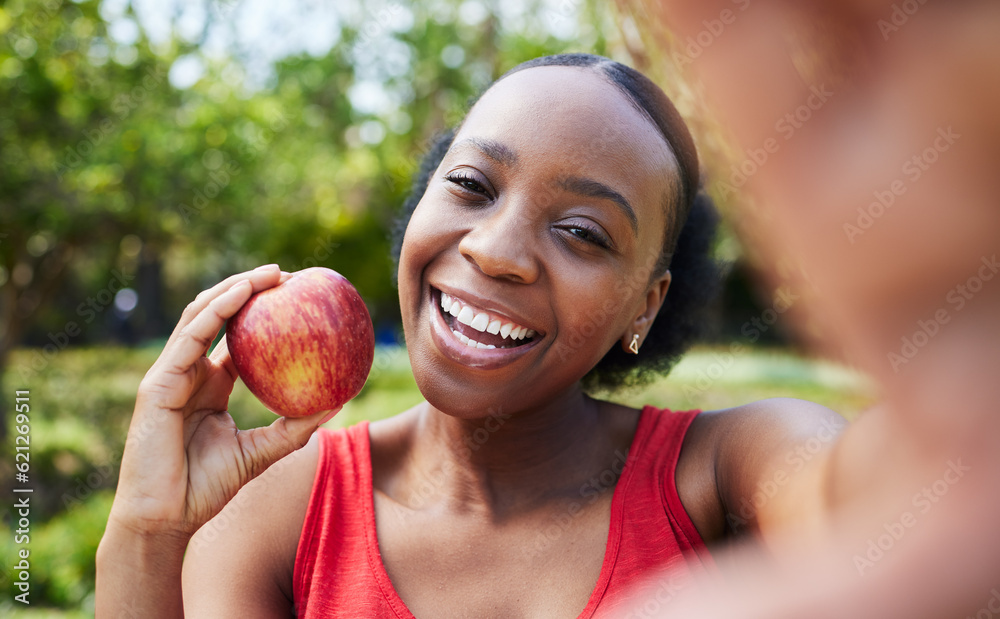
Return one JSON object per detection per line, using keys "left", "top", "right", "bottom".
{"left": 226, "top": 267, "right": 375, "bottom": 418}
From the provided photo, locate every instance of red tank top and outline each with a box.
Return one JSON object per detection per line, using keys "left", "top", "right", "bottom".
{"left": 293, "top": 405, "right": 716, "bottom": 617}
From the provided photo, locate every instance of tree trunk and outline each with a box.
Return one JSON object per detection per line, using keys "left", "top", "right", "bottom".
{"left": 137, "top": 246, "right": 168, "bottom": 340}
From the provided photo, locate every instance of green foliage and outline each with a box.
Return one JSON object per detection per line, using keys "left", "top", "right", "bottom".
{"left": 0, "top": 491, "right": 113, "bottom": 613}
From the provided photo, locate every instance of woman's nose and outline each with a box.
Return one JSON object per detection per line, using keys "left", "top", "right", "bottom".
{"left": 458, "top": 202, "right": 540, "bottom": 284}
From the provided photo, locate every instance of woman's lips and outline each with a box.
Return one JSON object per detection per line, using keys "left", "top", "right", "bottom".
{"left": 427, "top": 286, "right": 543, "bottom": 370}
{"left": 439, "top": 290, "right": 537, "bottom": 349}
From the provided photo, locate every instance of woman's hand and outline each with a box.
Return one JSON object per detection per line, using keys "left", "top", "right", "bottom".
{"left": 97, "top": 264, "right": 338, "bottom": 617}
{"left": 107, "top": 264, "right": 337, "bottom": 538}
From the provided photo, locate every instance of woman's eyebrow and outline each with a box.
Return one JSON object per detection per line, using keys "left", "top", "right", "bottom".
{"left": 452, "top": 137, "right": 518, "bottom": 167}
{"left": 559, "top": 176, "right": 638, "bottom": 234}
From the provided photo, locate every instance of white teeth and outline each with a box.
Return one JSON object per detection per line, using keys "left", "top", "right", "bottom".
{"left": 451, "top": 328, "right": 495, "bottom": 349}
{"left": 470, "top": 312, "right": 490, "bottom": 332}
{"left": 457, "top": 305, "right": 475, "bottom": 326}
{"left": 439, "top": 291, "right": 539, "bottom": 344}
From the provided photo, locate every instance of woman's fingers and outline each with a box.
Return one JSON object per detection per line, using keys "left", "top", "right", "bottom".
{"left": 165, "top": 265, "right": 281, "bottom": 350}
{"left": 139, "top": 281, "right": 254, "bottom": 413}
{"left": 208, "top": 333, "right": 237, "bottom": 381}
{"left": 183, "top": 336, "right": 239, "bottom": 416}
{"left": 166, "top": 280, "right": 253, "bottom": 375}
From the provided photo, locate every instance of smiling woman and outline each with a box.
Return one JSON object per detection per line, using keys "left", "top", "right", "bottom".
{"left": 97, "top": 54, "right": 849, "bottom": 619}
{"left": 393, "top": 54, "right": 721, "bottom": 393}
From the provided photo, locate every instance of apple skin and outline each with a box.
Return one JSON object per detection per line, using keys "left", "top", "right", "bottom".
{"left": 226, "top": 267, "right": 375, "bottom": 418}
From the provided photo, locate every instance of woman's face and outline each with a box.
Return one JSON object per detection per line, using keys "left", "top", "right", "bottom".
{"left": 398, "top": 65, "right": 678, "bottom": 417}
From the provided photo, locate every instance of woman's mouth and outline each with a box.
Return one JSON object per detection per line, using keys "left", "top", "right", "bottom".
{"left": 428, "top": 286, "right": 543, "bottom": 369}
{"left": 438, "top": 291, "right": 537, "bottom": 349}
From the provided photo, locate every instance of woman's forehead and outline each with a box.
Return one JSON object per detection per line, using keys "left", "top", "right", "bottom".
{"left": 454, "top": 65, "right": 679, "bottom": 222}
{"left": 461, "top": 66, "right": 673, "bottom": 161}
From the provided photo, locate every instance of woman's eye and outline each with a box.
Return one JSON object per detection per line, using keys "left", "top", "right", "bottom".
{"left": 564, "top": 224, "right": 611, "bottom": 249}
{"left": 445, "top": 173, "right": 490, "bottom": 198}
{"left": 459, "top": 179, "right": 485, "bottom": 192}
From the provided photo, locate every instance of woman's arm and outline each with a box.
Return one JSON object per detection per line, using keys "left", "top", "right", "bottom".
{"left": 703, "top": 398, "right": 848, "bottom": 548}
{"left": 96, "top": 519, "right": 190, "bottom": 618}
{"left": 181, "top": 432, "right": 321, "bottom": 617}
{"left": 96, "top": 266, "right": 335, "bottom": 616}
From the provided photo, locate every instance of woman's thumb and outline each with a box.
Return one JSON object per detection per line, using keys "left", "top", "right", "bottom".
{"left": 241, "top": 407, "right": 341, "bottom": 481}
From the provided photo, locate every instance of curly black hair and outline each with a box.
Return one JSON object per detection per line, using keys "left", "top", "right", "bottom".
{"left": 391, "top": 53, "right": 721, "bottom": 392}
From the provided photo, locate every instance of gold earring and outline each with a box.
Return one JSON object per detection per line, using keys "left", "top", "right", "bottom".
{"left": 629, "top": 334, "right": 640, "bottom": 355}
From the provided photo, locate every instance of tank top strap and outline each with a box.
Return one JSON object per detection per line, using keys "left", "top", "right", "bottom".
{"left": 294, "top": 422, "right": 388, "bottom": 617}
{"left": 629, "top": 405, "right": 709, "bottom": 558}
{"left": 589, "top": 405, "right": 715, "bottom": 617}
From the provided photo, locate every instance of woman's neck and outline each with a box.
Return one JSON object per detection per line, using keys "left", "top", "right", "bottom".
{"left": 406, "top": 385, "right": 618, "bottom": 517}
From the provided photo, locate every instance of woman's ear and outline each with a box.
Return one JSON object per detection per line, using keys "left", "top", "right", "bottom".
{"left": 621, "top": 270, "right": 672, "bottom": 353}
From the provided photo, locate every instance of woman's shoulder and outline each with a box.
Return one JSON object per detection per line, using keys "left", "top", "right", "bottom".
{"left": 687, "top": 398, "right": 847, "bottom": 480}
{"left": 675, "top": 398, "right": 847, "bottom": 544}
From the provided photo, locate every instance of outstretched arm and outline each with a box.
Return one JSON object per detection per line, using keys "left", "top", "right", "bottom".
{"left": 624, "top": 0, "right": 1000, "bottom": 615}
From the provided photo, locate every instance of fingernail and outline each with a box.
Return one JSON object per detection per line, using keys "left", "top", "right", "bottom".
{"left": 254, "top": 264, "right": 278, "bottom": 272}
{"left": 318, "top": 410, "right": 338, "bottom": 426}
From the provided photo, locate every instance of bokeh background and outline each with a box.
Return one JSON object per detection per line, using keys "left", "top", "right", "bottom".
{"left": 0, "top": 0, "right": 874, "bottom": 614}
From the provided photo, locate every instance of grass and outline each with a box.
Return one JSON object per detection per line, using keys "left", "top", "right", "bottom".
{"left": 0, "top": 342, "right": 875, "bottom": 614}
